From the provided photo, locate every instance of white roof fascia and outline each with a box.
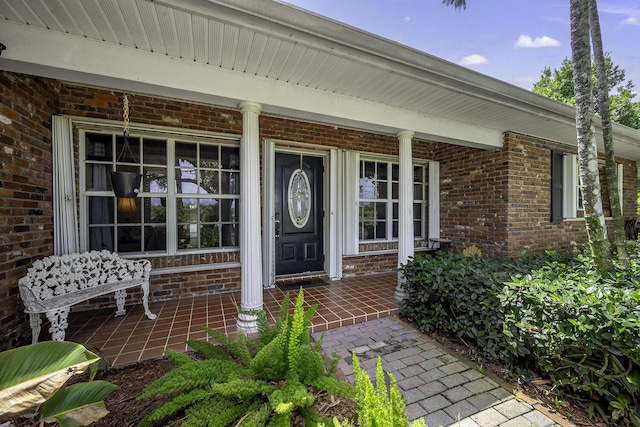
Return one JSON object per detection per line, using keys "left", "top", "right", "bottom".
{"left": 157, "top": 0, "right": 640, "bottom": 156}
{"left": 0, "top": 21, "right": 501, "bottom": 149}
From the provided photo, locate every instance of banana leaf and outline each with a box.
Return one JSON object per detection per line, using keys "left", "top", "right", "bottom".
{"left": 41, "top": 380, "right": 118, "bottom": 426}
{"left": 0, "top": 341, "right": 100, "bottom": 416}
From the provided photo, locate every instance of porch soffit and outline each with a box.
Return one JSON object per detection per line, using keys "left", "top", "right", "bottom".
{"left": 1, "top": 0, "right": 640, "bottom": 159}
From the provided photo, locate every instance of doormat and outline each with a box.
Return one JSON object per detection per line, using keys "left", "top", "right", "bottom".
{"left": 276, "top": 278, "right": 329, "bottom": 292}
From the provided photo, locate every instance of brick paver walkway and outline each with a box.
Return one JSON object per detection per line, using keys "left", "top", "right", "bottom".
{"left": 313, "top": 317, "right": 573, "bottom": 427}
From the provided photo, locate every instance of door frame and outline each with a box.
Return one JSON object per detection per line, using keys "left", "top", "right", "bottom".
{"left": 262, "top": 139, "right": 341, "bottom": 288}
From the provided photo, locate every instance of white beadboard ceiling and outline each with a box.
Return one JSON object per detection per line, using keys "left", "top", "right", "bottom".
{"left": 1, "top": 0, "right": 640, "bottom": 159}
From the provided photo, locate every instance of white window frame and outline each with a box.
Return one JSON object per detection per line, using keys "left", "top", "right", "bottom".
{"left": 617, "top": 163, "right": 624, "bottom": 214}
{"left": 356, "top": 155, "right": 429, "bottom": 243}
{"left": 562, "top": 153, "right": 623, "bottom": 219}
{"left": 413, "top": 163, "right": 429, "bottom": 240}
{"left": 343, "top": 151, "right": 438, "bottom": 253}
{"left": 174, "top": 140, "right": 240, "bottom": 252}
{"left": 358, "top": 158, "right": 399, "bottom": 242}
{"left": 562, "top": 154, "right": 579, "bottom": 218}
{"left": 78, "top": 122, "right": 241, "bottom": 256}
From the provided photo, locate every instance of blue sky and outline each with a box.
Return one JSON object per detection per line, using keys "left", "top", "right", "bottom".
{"left": 282, "top": 0, "right": 640, "bottom": 91}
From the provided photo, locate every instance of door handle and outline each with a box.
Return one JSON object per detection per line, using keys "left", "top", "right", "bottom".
{"left": 275, "top": 220, "right": 280, "bottom": 238}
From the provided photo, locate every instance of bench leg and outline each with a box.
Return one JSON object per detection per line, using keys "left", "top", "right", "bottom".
{"left": 29, "top": 313, "right": 42, "bottom": 344}
{"left": 114, "top": 289, "right": 127, "bottom": 316}
{"left": 46, "top": 307, "right": 70, "bottom": 341}
{"left": 141, "top": 283, "right": 157, "bottom": 320}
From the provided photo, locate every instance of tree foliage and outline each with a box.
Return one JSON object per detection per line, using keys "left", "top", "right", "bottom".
{"left": 533, "top": 54, "right": 640, "bottom": 130}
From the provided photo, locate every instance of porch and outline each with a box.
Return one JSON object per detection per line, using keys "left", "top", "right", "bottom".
{"left": 64, "top": 272, "right": 399, "bottom": 366}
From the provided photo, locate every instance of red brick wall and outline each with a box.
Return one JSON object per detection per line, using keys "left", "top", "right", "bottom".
{"left": 434, "top": 142, "right": 510, "bottom": 255}
{"left": 58, "top": 85, "right": 244, "bottom": 134}
{"left": 76, "top": 266, "right": 242, "bottom": 312}
{"left": 436, "top": 132, "right": 637, "bottom": 257}
{"left": 503, "top": 133, "right": 584, "bottom": 256}
{"left": 343, "top": 253, "right": 398, "bottom": 276}
{"left": 260, "top": 115, "right": 401, "bottom": 154}
{"left": 0, "top": 72, "right": 59, "bottom": 350}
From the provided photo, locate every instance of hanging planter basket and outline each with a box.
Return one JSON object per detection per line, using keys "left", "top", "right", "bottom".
{"left": 110, "top": 171, "right": 142, "bottom": 198}
{"left": 111, "top": 94, "right": 141, "bottom": 198}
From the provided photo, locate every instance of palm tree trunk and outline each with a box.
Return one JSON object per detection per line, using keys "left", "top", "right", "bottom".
{"left": 589, "top": 0, "right": 629, "bottom": 268}
{"left": 571, "top": 0, "right": 612, "bottom": 274}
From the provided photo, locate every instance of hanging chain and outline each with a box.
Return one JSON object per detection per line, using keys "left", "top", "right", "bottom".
{"left": 122, "top": 94, "right": 130, "bottom": 137}
{"left": 115, "top": 94, "right": 137, "bottom": 164}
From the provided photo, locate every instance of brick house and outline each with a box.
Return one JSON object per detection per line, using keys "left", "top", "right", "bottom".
{"left": 1, "top": 1, "right": 639, "bottom": 350}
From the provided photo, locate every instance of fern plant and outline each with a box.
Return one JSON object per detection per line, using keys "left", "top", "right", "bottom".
{"left": 328, "top": 354, "right": 428, "bottom": 427}
{"left": 137, "top": 289, "right": 354, "bottom": 427}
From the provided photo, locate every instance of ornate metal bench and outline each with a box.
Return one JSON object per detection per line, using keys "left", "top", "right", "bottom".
{"left": 18, "top": 250, "right": 157, "bottom": 343}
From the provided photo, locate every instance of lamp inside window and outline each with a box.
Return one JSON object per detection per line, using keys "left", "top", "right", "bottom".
{"left": 117, "top": 197, "right": 138, "bottom": 213}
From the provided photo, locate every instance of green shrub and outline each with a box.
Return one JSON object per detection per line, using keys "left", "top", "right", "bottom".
{"left": 399, "top": 249, "right": 640, "bottom": 425}
{"left": 501, "top": 253, "right": 640, "bottom": 425}
{"left": 398, "top": 251, "right": 567, "bottom": 362}
{"left": 327, "top": 354, "right": 426, "bottom": 427}
{"left": 137, "top": 289, "right": 354, "bottom": 427}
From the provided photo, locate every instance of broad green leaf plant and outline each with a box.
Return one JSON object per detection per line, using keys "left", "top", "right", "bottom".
{"left": 0, "top": 341, "right": 117, "bottom": 426}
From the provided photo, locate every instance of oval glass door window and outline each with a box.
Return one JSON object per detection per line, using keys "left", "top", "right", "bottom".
{"left": 287, "top": 168, "right": 311, "bottom": 228}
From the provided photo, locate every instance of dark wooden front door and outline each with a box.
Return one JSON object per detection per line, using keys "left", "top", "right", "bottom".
{"left": 275, "top": 153, "right": 324, "bottom": 275}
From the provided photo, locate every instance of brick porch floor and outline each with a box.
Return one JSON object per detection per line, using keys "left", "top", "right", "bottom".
{"left": 65, "top": 272, "right": 399, "bottom": 366}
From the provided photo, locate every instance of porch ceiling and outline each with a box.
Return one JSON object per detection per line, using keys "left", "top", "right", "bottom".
{"left": 2, "top": 0, "right": 640, "bottom": 159}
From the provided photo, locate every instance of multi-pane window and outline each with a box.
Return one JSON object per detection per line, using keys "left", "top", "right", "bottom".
{"left": 82, "top": 131, "right": 239, "bottom": 255}
{"left": 175, "top": 142, "right": 239, "bottom": 250}
{"left": 413, "top": 165, "right": 427, "bottom": 238}
{"left": 556, "top": 153, "right": 622, "bottom": 220}
{"left": 359, "top": 159, "right": 427, "bottom": 241}
{"left": 359, "top": 160, "right": 397, "bottom": 240}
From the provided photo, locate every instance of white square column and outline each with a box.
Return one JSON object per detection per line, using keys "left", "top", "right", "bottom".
{"left": 395, "top": 130, "right": 414, "bottom": 300}
{"left": 237, "top": 101, "right": 264, "bottom": 332}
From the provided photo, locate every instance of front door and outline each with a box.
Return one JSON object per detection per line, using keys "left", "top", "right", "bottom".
{"left": 275, "top": 152, "right": 324, "bottom": 275}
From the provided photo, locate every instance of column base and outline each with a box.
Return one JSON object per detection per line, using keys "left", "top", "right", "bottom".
{"left": 394, "top": 286, "right": 407, "bottom": 301}
{"left": 237, "top": 311, "right": 260, "bottom": 334}
{"left": 395, "top": 271, "right": 407, "bottom": 300}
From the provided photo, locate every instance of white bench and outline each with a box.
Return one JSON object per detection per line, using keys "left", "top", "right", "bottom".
{"left": 18, "top": 250, "right": 157, "bottom": 343}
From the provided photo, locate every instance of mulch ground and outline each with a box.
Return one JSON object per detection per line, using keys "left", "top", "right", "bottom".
{"left": 3, "top": 353, "right": 356, "bottom": 427}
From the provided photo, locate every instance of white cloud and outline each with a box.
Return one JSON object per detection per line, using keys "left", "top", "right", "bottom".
{"left": 404, "top": 16, "right": 411, "bottom": 23}
{"left": 459, "top": 54, "right": 488, "bottom": 66}
{"left": 514, "top": 34, "right": 561, "bottom": 49}
{"left": 598, "top": 3, "right": 640, "bottom": 25}
{"left": 599, "top": 4, "right": 640, "bottom": 17}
